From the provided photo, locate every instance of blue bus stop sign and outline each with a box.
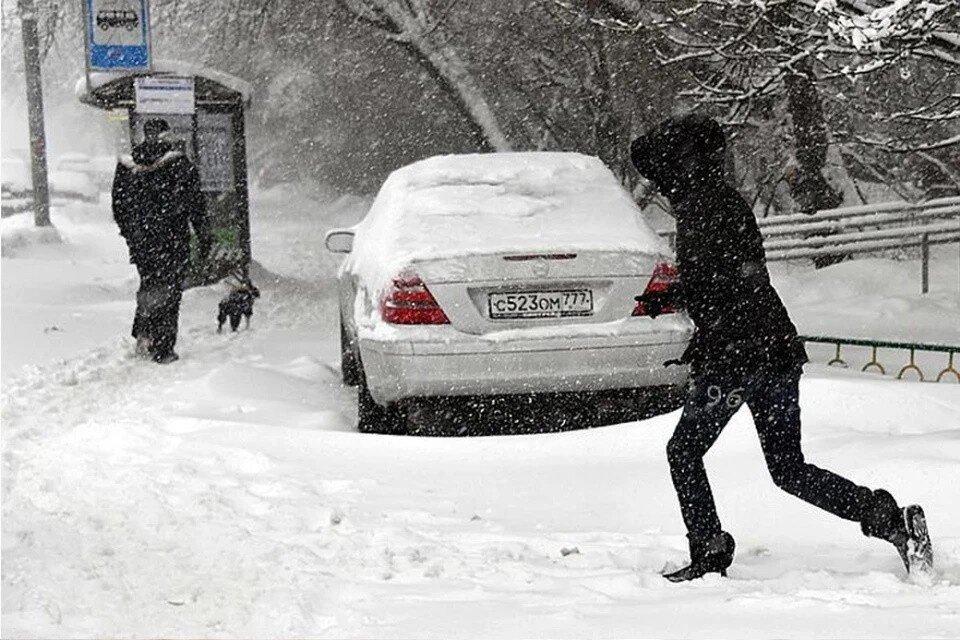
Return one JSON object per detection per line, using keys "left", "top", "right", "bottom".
{"left": 85, "top": 0, "right": 151, "bottom": 71}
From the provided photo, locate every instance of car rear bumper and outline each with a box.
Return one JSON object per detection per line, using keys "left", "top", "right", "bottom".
{"left": 359, "top": 321, "right": 692, "bottom": 405}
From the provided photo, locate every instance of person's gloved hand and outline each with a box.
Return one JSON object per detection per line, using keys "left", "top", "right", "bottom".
{"left": 634, "top": 293, "right": 665, "bottom": 319}
{"left": 663, "top": 358, "right": 685, "bottom": 367}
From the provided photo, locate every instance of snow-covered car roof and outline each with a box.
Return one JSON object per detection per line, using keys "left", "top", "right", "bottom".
{"left": 352, "top": 152, "right": 669, "bottom": 290}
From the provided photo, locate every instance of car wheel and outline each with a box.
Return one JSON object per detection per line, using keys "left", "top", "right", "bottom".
{"left": 340, "top": 319, "right": 361, "bottom": 386}
{"left": 357, "top": 370, "right": 406, "bottom": 435}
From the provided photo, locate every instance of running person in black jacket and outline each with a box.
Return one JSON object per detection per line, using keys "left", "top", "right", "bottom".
{"left": 630, "top": 114, "right": 932, "bottom": 582}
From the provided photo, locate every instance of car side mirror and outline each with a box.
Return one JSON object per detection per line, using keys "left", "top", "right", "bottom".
{"left": 325, "top": 229, "right": 354, "bottom": 254}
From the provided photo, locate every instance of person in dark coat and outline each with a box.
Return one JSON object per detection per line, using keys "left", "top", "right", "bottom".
{"left": 631, "top": 114, "right": 931, "bottom": 582}
{"left": 112, "top": 119, "right": 211, "bottom": 364}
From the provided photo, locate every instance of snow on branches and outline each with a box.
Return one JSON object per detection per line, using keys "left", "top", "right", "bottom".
{"left": 815, "top": 0, "right": 949, "bottom": 51}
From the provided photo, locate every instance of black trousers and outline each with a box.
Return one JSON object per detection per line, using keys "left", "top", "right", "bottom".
{"left": 133, "top": 263, "right": 184, "bottom": 357}
{"left": 667, "top": 365, "right": 874, "bottom": 539}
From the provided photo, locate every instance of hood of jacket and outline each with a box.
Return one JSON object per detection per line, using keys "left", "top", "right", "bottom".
{"left": 120, "top": 141, "right": 185, "bottom": 174}
{"left": 630, "top": 114, "right": 727, "bottom": 206}
{"left": 132, "top": 140, "right": 172, "bottom": 166}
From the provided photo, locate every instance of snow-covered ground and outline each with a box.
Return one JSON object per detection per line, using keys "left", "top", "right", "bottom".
{"left": 2, "top": 190, "right": 959, "bottom": 638}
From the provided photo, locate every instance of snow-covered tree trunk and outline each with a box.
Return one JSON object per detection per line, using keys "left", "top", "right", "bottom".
{"left": 340, "top": 0, "right": 512, "bottom": 152}
{"left": 768, "top": 3, "right": 844, "bottom": 216}
{"left": 783, "top": 60, "right": 843, "bottom": 214}
{"left": 401, "top": 30, "right": 512, "bottom": 152}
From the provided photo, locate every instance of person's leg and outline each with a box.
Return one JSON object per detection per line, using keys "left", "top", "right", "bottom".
{"left": 150, "top": 268, "right": 184, "bottom": 361}
{"left": 748, "top": 366, "right": 874, "bottom": 521}
{"left": 667, "top": 371, "right": 744, "bottom": 538}
{"left": 663, "top": 370, "right": 743, "bottom": 581}
{"left": 135, "top": 266, "right": 167, "bottom": 356}
{"left": 132, "top": 262, "right": 151, "bottom": 341}
{"left": 748, "top": 366, "right": 933, "bottom": 573}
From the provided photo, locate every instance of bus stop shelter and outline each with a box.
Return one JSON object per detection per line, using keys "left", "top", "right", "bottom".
{"left": 76, "top": 61, "right": 253, "bottom": 285}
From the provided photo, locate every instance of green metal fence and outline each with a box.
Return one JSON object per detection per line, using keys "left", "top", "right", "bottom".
{"left": 801, "top": 335, "right": 960, "bottom": 383}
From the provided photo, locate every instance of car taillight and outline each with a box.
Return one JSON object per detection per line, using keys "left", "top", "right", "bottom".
{"left": 632, "top": 262, "right": 680, "bottom": 316}
{"left": 380, "top": 273, "right": 450, "bottom": 325}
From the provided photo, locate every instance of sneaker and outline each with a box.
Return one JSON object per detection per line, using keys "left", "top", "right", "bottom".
{"left": 663, "top": 531, "right": 736, "bottom": 582}
{"left": 901, "top": 504, "right": 934, "bottom": 576}
{"left": 152, "top": 351, "right": 180, "bottom": 365}
{"left": 861, "top": 489, "right": 933, "bottom": 575}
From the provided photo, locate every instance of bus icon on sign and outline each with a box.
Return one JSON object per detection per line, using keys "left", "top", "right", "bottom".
{"left": 96, "top": 9, "right": 139, "bottom": 31}
{"left": 86, "top": 0, "right": 150, "bottom": 71}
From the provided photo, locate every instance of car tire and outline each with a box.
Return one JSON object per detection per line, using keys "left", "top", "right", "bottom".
{"left": 357, "top": 370, "right": 406, "bottom": 435}
{"left": 340, "top": 320, "right": 361, "bottom": 386}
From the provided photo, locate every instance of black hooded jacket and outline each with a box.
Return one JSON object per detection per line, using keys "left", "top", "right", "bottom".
{"left": 112, "top": 140, "right": 211, "bottom": 273}
{"left": 631, "top": 115, "right": 807, "bottom": 375}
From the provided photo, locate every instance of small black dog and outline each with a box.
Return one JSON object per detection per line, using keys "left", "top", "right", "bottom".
{"left": 218, "top": 280, "right": 261, "bottom": 333}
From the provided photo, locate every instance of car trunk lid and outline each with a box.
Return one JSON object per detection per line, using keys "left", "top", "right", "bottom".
{"left": 411, "top": 250, "right": 668, "bottom": 334}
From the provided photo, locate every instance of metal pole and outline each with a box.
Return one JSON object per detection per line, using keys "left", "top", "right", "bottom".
{"left": 921, "top": 232, "right": 929, "bottom": 294}
{"left": 18, "top": 0, "right": 51, "bottom": 227}
{"left": 233, "top": 107, "right": 252, "bottom": 280}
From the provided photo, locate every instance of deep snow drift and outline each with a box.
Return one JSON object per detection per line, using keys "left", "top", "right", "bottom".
{"left": 2, "top": 190, "right": 959, "bottom": 638}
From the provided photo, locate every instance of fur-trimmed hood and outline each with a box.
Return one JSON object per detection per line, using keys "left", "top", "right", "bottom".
{"left": 119, "top": 140, "right": 187, "bottom": 174}
{"left": 119, "top": 149, "right": 186, "bottom": 174}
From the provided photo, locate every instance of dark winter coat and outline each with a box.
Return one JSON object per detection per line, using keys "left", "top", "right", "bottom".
{"left": 630, "top": 114, "right": 807, "bottom": 376}
{"left": 112, "top": 141, "right": 211, "bottom": 274}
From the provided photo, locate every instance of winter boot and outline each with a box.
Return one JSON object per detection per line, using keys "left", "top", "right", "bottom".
{"left": 860, "top": 489, "right": 933, "bottom": 575}
{"left": 664, "top": 531, "right": 736, "bottom": 582}
{"left": 135, "top": 336, "right": 154, "bottom": 358}
{"left": 152, "top": 350, "right": 180, "bottom": 365}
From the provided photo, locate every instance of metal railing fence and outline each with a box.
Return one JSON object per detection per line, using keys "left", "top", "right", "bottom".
{"left": 761, "top": 197, "right": 960, "bottom": 265}
{"left": 658, "top": 197, "right": 960, "bottom": 292}
{"left": 801, "top": 335, "right": 960, "bottom": 383}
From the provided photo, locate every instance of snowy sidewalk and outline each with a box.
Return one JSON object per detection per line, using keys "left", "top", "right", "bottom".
{"left": 3, "top": 342, "right": 959, "bottom": 637}
{"left": 1, "top": 202, "right": 137, "bottom": 379}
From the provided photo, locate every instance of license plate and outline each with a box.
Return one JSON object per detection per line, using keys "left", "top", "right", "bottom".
{"left": 488, "top": 290, "right": 593, "bottom": 319}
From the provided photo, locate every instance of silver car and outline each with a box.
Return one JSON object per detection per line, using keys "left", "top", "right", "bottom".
{"left": 326, "top": 152, "right": 692, "bottom": 434}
